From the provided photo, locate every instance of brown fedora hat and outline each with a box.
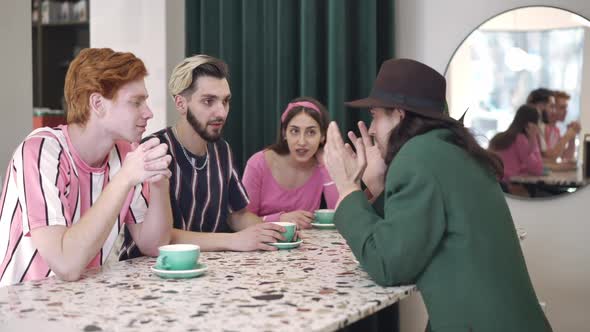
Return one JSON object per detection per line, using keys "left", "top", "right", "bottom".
{"left": 346, "top": 58, "right": 456, "bottom": 123}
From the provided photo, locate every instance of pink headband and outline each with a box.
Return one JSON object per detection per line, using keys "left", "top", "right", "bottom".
{"left": 280, "top": 101, "right": 321, "bottom": 123}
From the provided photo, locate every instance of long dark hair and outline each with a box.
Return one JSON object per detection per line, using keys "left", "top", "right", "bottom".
{"left": 489, "top": 104, "right": 539, "bottom": 151}
{"left": 385, "top": 111, "right": 504, "bottom": 178}
{"left": 268, "top": 97, "right": 329, "bottom": 155}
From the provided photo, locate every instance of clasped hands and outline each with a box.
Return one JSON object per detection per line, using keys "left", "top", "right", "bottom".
{"left": 324, "top": 121, "right": 387, "bottom": 201}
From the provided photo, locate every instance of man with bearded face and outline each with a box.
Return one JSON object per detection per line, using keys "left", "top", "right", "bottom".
{"left": 120, "top": 55, "right": 286, "bottom": 258}
{"left": 527, "top": 88, "right": 579, "bottom": 164}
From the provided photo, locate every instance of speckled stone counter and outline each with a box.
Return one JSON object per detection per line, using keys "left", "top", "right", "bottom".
{"left": 0, "top": 229, "right": 415, "bottom": 332}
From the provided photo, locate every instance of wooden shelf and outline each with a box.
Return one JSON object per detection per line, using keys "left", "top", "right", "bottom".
{"left": 33, "top": 21, "right": 88, "bottom": 27}
{"left": 31, "top": 0, "right": 90, "bottom": 112}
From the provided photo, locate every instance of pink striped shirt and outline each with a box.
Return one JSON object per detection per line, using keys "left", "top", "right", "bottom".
{"left": 0, "top": 126, "right": 147, "bottom": 286}
{"left": 242, "top": 151, "right": 338, "bottom": 222}
{"left": 544, "top": 124, "right": 561, "bottom": 150}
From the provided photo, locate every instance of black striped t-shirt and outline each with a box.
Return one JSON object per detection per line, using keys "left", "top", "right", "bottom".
{"left": 120, "top": 127, "right": 249, "bottom": 260}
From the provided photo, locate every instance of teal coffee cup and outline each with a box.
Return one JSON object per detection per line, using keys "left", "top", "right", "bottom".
{"left": 271, "top": 222, "right": 296, "bottom": 243}
{"left": 156, "top": 244, "right": 200, "bottom": 270}
{"left": 314, "top": 209, "right": 335, "bottom": 224}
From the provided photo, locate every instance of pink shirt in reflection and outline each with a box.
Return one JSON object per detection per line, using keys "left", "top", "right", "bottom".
{"left": 495, "top": 133, "right": 544, "bottom": 182}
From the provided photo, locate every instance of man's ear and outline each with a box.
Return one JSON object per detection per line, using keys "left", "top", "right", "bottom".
{"left": 174, "top": 95, "right": 188, "bottom": 115}
{"left": 89, "top": 93, "right": 105, "bottom": 117}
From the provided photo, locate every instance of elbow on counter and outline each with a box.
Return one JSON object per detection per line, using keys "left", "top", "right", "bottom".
{"left": 53, "top": 267, "right": 83, "bottom": 282}
{"left": 357, "top": 235, "right": 419, "bottom": 287}
{"left": 140, "top": 247, "right": 160, "bottom": 257}
{"left": 136, "top": 241, "right": 165, "bottom": 257}
{"left": 359, "top": 252, "right": 399, "bottom": 287}
{"left": 136, "top": 231, "right": 172, "bottom": 257}
{"left": 360, "top": 251, "right": 415, "bottom": 287}
{"left": 366, "top": 267, "right": 414, "bottom": 287}
{"left": 365, "top": 265, "right": 399, "bottom": 287}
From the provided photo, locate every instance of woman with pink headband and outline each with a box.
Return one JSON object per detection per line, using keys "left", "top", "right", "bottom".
{"left": 242, "top": 97, "right": 338, "bottom": 229}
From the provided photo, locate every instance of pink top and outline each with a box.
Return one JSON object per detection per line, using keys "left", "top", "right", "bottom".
{"left": 496, "top": 134, "right": 544, "bottom": 182}
{"left": 242, "top": 151, "right": 339, "bottom": 222}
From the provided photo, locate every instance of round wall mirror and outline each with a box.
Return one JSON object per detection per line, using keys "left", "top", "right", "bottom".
{"left": 445, "top": 6, "right": 590, "bottom": 199}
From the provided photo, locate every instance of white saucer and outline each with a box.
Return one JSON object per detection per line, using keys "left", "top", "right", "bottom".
{"left": 311, "top": 222, "right": 336, "bottom": 229}
{"left": 151, "top": 263, "right": 208, "bottom": 279}
{"left": 268, "top": 239, "right": 303, "bottom": 249}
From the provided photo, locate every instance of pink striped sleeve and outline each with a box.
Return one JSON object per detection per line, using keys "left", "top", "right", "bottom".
{"left": 21, "top": 137, "right": 68, "bottom": 235}
{"left": 544, "top": 126, "right": 552, "bottom": 148}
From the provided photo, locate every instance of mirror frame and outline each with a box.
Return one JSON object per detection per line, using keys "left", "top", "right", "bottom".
{"left": 442, "top": 5, "right": 590, "bottom": 201}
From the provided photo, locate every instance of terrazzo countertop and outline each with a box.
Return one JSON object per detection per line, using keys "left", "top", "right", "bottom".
{"left": 0, "top": 229, "right": 415, "bottom": 332}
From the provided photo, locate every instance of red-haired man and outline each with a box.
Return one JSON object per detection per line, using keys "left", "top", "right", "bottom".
{"left": 0, "top": 48, "right": 173, "bottom": 285}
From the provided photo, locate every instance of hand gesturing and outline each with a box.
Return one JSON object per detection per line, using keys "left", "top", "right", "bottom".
{"left": 324, "top": 122, "right": 366, "bottom": 198}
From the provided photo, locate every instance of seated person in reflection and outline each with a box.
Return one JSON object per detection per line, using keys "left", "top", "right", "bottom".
{"left": 0, "top": 48, "right": 173, "bottom": 286}
{"left": 323, "top": 58, "right": 552, "bottom": 331}
{"left": 120, "top": 55, "right": 286, "bottom": 259}
{"left": 242, "top": 97, "right": 338, "bottom": 229}
{"left": 489, "top": 104, "right": 544, "bottom": 182}
{"left": 550, "top": 90, "right": 580, "bottom": 162}
{"left": 527, "top": 88, "right": 578, "bottom": 165}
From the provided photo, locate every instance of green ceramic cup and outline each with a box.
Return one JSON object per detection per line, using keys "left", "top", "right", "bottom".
{"left": 156, "top": 244, "right": 200, "bottom": 270}
{"left": 314, "top": 209, "right": 335, "bottom": 224}
{"left": 271, "top": 221, "right": 296, "bottom": 243}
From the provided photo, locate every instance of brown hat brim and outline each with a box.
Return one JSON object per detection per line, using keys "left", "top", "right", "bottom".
{"left": 345, "top": 96, "right": 461, "bottom": 125}
{"left": 344, "top": 97, "right": 399, "bottom": 109}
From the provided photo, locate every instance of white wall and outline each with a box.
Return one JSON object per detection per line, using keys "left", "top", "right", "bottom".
{"left": 481, "top": 6, "right": 590, "bottom": 30}
{"left": 580, "top": 28, "right": 590, "bottom": 137}
{"left": 90, "top": 0, "right": 185, "bottom": 135}
{"left": 0, "top": 1, "right": 33, "bottom": 173}
{"left": 396, "top": 1, "right": 590, "bottom": 332}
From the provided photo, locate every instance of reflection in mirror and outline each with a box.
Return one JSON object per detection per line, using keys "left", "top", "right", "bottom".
{"left": 445, "top": 6, "right": 590, "bottom": 198}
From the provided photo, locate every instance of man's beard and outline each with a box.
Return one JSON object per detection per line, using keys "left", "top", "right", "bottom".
{"left": 187, "top": 107, "right": 223, "bottom": 142}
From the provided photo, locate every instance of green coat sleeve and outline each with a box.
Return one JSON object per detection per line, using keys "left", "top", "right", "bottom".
{"left": 334, "top": 155, "right": 446, "bottom": 286}
{"left": 371, "top": 192, "right": 385, "bottom": 217}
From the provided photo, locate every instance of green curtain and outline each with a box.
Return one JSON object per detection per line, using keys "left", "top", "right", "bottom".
{"left": 186, "top": 0, "right": 395, "bottom": 171}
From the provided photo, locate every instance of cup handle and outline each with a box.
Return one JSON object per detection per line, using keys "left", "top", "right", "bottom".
{"left": 156, "top": 255, "right": 169, "bottom": 270}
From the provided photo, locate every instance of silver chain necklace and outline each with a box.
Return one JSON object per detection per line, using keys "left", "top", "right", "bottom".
{"left": 172, "top": 126, "right": 208, "bottom": 171}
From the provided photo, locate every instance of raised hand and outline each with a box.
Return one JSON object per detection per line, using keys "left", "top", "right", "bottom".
{"left": 324, "top": 121, "right": 367, "bottom": 198}
{"left": 121, "top": 137, "right": 172, "bottom": 186}
{"left": 564, "top": 121, "right": 582, "bottom": 139}
{"left": 567, "top": 121, "right": 581, "bottom": 134}
{"left": 352, "top": 121, "right": 387, "bottom": 196}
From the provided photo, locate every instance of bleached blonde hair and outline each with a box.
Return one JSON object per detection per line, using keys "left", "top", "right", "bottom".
{"left": 168, "top": 54, "right": 228, "bottom": 97}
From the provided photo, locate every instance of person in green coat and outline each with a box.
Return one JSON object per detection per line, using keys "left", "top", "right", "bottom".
{"left": 323, "top": 58, "right": 552, "bottom": 332}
